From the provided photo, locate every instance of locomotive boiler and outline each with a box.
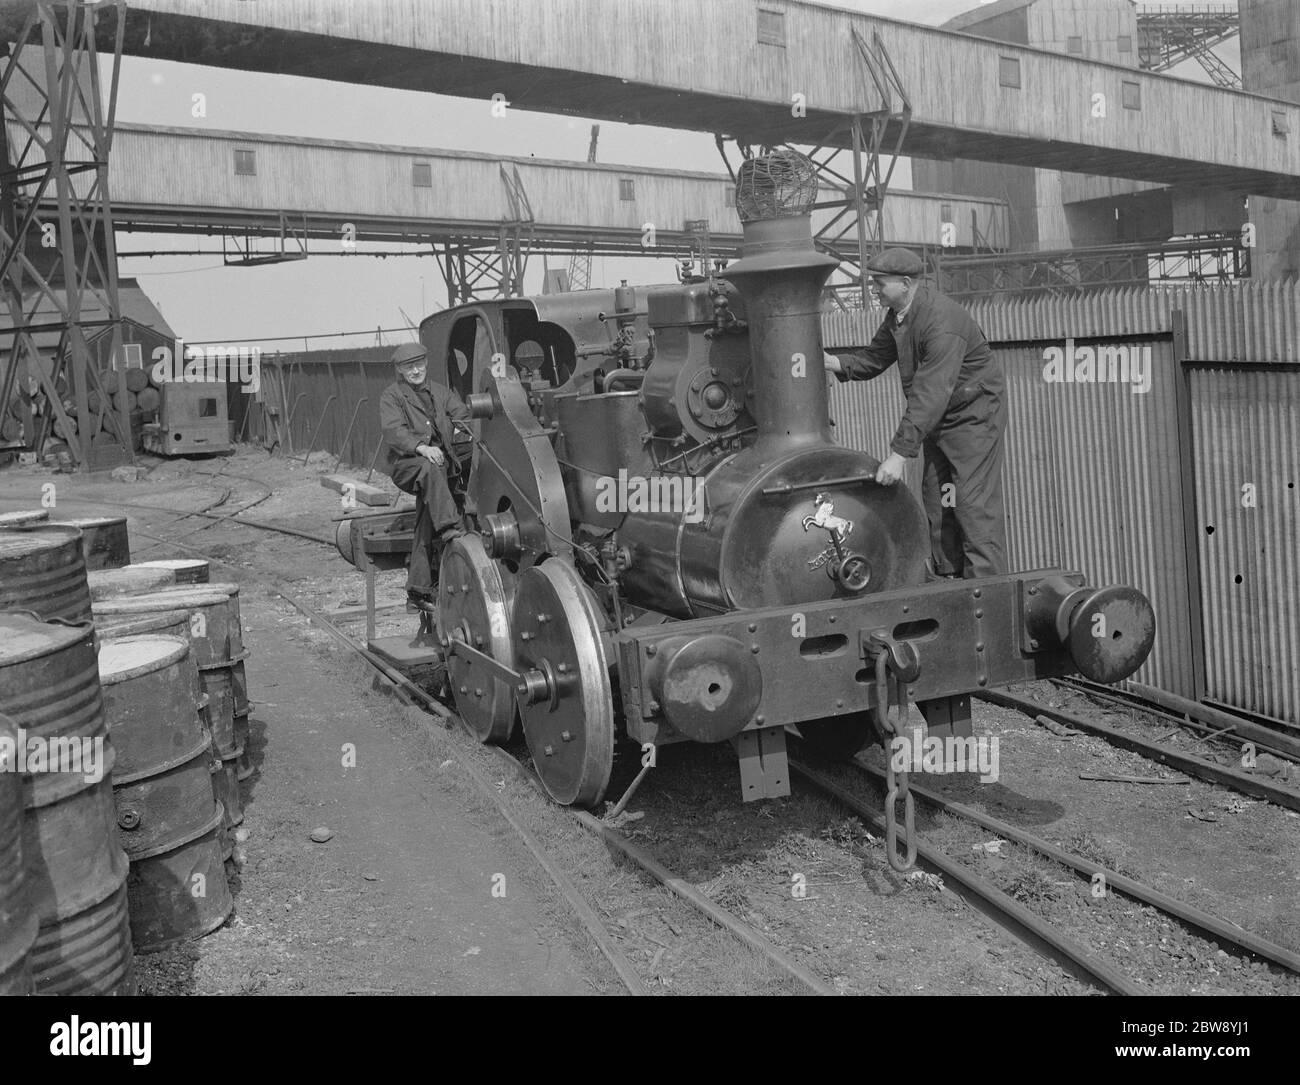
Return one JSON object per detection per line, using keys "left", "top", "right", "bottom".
{"left": 372, "top": 151, "right": 1154, "bottom": 845}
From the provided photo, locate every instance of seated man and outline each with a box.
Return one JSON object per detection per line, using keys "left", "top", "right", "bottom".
{"left": 379, "top": 342, "right": 472, "bottom": 606}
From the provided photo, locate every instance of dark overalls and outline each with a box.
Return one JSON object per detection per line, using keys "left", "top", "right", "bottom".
{"left": 832, "top": 284, "right": 1008, "bottom": 579}
{"left": 378, "top": 378, "right": 471, "bottom": 594}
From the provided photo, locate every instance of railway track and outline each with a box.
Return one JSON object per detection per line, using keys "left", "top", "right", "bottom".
{"left": 981, "top": 686, "right": 1300, "bottom": 814}
{"left": 4, "top": 471, "right": 1296, "bottom": 996}
{"left": 786, "top": 740, "right": 1300, "bottom": 996}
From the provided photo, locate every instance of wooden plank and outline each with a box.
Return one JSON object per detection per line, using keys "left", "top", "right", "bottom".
{"left": 320, "top": 474, "right": 391, "bottom": 507}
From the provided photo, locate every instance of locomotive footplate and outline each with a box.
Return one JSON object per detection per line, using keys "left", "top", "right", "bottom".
{"left": 614, "top": 570, "right": 1155, "bottom": 759}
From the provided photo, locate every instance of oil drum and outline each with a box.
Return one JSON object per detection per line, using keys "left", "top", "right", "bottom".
{"left": 46, "top": 515, "right": 130, "bottom": 570}
{"left": 0, "top": 509, "right": 48, "bottom": 529}
{"left": 94, "top": 587, "right": 239, "bottom": 667}
{"left": 98, "top": 636, "right": 232, "bottom": 952}
{"left": 0, "top": 613, "right": 134, "bottom": 995}
{"left": 232, "top": 651, "right": 251, "bottom": 780}
{"left": 97, "top": 609, "right": 190, "bottom": 641}
{"left": 145, "top": 584, "right": 251, "bottom": 787}
{"left": 88, "top": 565, "right": 177, "bottom": 601}
{"left": 0, "top": 526, "right": 92, "bottom": 623}
{"left": 0, "top": 712, "right": 37, "bottom": 996}
{"left": 133, "top": 558, "right": 210, "bottom": 585}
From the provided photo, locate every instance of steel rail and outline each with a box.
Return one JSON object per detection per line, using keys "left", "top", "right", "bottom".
{"left": 116, "top": 523, "right": 647, "bottom": 997}
{"left": 788, "top": 758, "right": 1146, "bottom": 996}
{"left": 979, "top": 689, "right": 1300, "bottom": 814}
{"left": 843, "top": 759, "right": 1300, "bottom": 976}
{"left": 1053, "top": 677, "right": 1300, "bottom": 761}
{"left": 486, "top": 746, "right": 836, "bottom": 997}
{"left": 0, "top": 491, "right": 335, "bottom": 547}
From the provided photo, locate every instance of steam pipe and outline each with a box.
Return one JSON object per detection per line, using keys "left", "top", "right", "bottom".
{"left": 602, "top": 369, "right": 645, "bottom": 393}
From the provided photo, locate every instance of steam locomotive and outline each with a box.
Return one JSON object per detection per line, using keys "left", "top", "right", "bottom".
{"left": 353, "top": 152, "right": 1155, "bottom": 832}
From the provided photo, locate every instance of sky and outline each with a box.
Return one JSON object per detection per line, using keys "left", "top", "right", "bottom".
{"left": 98, "top": 0, "right": 1241, "bottom": 353}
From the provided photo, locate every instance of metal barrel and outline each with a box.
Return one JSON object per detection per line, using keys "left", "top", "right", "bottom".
{"left": 97, "top": 609, "right": 190, "bottom": 641}
{"left": 231, "top": 655, "right": 252, "bottom": 779}
{"left": 132, "top": 558, "right": 210, "bottom": 585}
{"left": 94, "top": 587, "right": 239, "bottom": 667}
{"left": 98, "top": 636, "right": 232, "bottom": 952}
{"left": 0, "top": 614, "right": 134, "bottom": 995}
{"left": 88, "top": 565, "right": 177, "bottom": 601}
{"left": 0, "top": 509, "right": 48, "bottom": 529}
{"left": 198, "top": 663, "right": 237, "bottom": 757}
{"left": 125, "top": 803, "right": 230, "bottom": 952}
{"left": 0, "top": 712, "right": 38, "bottom": 996}
{"left": 46, "top": 516, "right": 130, "bottom": 570}
{"left": 211, "top": 751, "right": 244, "bottom": 830}
{"left": 231, "top": 656, "right": 249, "bottom": 716}
{"left": 0, "top": 526, "right": 93, "bottom": 623}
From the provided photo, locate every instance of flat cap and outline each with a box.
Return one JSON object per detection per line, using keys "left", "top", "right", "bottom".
{"left": 864, "top": 247, "right": 924, "bottom": 277}
{"left": 391, "top": 342, "right": 428, "bottom": 367}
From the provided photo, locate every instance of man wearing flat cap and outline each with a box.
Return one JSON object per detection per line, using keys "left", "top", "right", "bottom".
{"left": 824, "top": 248, "right": 1007, "bottom": 579}
{"left": 379, "top": 342, "right": 472, "bottom": 604}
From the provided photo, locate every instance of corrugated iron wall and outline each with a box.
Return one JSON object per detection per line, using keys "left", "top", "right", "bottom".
{"left": 1001, "top": 337, "right": 1193, "bottom": 694}
{"left": 1188, "top": 366, "right": 1300, "bottom": 723}
{"left": 822, "top": 281, "right": 1300, "bottom": 722}
{"left": 1182, "top": 280, "right": 1300, "bottom": 365}
{"left": 825, "top": 314, "right": 1194, "bottom": 694}
{"left": 247, "top": 349, "right": 394, "bottom": 469}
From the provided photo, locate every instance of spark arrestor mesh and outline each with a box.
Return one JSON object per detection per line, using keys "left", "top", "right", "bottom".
{"left": 734, "top": 149, "right": 818, "bottom": 223}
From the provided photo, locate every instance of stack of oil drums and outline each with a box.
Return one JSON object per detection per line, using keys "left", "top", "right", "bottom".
{"left": 95, "top": 582, "right": 250, "bottom": 859}
{"left": 0, "top": 603, "right": 134, "bottom": 994}
{"left": 0, "top": 515, "right": 248, "bottom": 992}
{"left": 98, "top": 636, "right": 231, "bottom": 949}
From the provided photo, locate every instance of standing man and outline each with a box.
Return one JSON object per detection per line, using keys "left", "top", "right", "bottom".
{"left": 380, "top": 342, "right": 472, "bottom": 605}
{"left": 824, "top": 248, "right": 1008, "bottom": 579}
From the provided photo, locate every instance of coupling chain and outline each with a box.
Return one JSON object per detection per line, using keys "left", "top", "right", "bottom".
{"left": 873, "top": 649, "right": 917, "bottom": 873}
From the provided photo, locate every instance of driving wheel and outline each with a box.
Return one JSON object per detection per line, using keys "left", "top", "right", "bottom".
{"left": 437, "top": 535, "right": 516, "bottom": 743}
{"left": 512, "top": 560, "right": 615, "bottom": 806}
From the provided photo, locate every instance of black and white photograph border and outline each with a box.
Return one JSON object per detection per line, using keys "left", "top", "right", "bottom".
{"left": 0, "top": 0, "right": 1296, "bottom": 1032}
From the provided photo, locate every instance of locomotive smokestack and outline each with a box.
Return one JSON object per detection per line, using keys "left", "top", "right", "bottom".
{"left": 723, "top": 150, "right": 838, "bottom": 454}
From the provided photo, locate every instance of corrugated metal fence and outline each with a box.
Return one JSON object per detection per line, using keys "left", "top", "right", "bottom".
{"left": 824, "top": 280, "right": 1300, "bottom": 723}
{"left": 232, "top": 346, "right": 395, "bottom": 473}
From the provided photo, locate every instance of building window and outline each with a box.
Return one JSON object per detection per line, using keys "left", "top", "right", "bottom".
{"left": 619, "top": 178, "right": 635, "bottom": 201}
{"left": 412, "top": 162, "right": 432, "bottom": 188}
{"left": 1117, "top": 35, "right": 1132, "bottom": 53}
{"left": 114, "top": 342, "right": 142, "bottom": 370}
{"left": 1122, "top": 81, "right": 1141, "bottom": 110}
{"left": 999, "top": 56, "right": 1021, "bottom": 89}
{"left": 234, "top": 149, "right": 256, "bottom": 176}
{"left": 941, "top": 203, "right": 952, "bottom": 221}
{"left": 1274, "top": 111, "right": 1291, "bottom": 137}
{"left": 724, "top": 187, "right": 736, "bottom": 207}
{"left": 757, "top": 8, "right": 785, "bottom": 47}
{"left": 199, "top": 398, "right": 218, "bottom": 418}
{"left": 1067, "top": 36, "right": 1083, "bottom": 54}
